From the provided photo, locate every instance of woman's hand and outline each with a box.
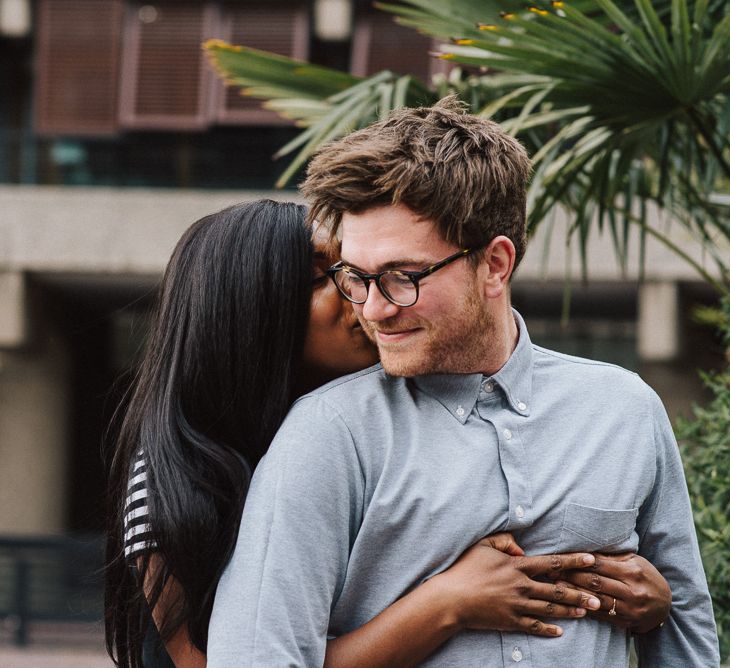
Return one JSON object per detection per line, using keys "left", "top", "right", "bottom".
{"left": 556, "top": 552, "right": 671, "bottom": 633}
{"left": 323, "top": 539, "right": 670, "bottom": 668}
{"left": 324, "top": 534, "right": 599, "bottom": 668}
{"left": 429, "top": 533, "right": 601, "bottom": 638}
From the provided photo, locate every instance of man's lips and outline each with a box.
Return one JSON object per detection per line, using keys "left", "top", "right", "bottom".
{"left": 373, "top": 327, "right": 420, "bottom": 343}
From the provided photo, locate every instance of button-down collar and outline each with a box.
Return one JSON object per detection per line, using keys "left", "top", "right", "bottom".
{"left": 492, "top": 310, "right": 533, "bottom": 416}
{"left": 412, "top": 371, "right": 481, "bottom": 424}
{"left": 412, "top": 309, "right": 533, "bottom": 422}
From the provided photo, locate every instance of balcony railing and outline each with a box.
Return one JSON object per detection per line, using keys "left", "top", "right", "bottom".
{"left": 0, "top": 535, "right": 104, "bottom": 647}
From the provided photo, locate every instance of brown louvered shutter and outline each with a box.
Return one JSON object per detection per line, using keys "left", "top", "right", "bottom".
{"left": 119, "top": 2, "right": 218, "bottom": 129}
{"left": 351, "top": 12, "right": 443, "bottom": 82}
{"left": 35, "top": 0, "right": 123, "bottom": 136}
{"left": 213, "top": 3, "right": 309, "bottom": 125}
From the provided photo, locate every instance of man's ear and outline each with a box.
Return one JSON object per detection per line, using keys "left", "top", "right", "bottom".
{"left": 477, "top": 236, "right": 516, "bottom": 299}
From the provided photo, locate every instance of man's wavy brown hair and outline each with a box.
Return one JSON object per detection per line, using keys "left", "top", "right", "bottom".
{"left": 301, "top": 96, "right": 532, "bottom": 269}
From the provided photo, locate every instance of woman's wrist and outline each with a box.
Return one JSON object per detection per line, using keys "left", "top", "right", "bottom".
{"left": 425, "top": 571, "right": 469, "bottom": 634}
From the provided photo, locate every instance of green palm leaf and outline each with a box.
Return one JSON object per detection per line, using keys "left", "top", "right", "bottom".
{"left": 205, "top": 40, "right": 435, "bottom": 184}
{"left": 436, "top": 0, "right": 730, "bottom": 281}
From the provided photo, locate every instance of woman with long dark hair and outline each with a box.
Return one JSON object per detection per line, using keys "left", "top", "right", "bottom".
{"left": 105, "top": 200, "right": 670, "bottom": 668}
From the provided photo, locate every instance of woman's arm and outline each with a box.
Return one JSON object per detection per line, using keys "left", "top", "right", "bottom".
{"left": 141, "top": 542, "right": 669, "bottom": 668}
{"left": 324, "top": 534, "right": 599, "bottom": 668}
{"left": 140, "top": 554, "right": 206, "bottom": 668}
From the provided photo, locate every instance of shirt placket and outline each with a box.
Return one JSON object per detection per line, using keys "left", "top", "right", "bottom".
{"left": 501, "top": 635, "right": 533, "bottom": 666}
{"left": 477, "top": 378, "right": 534, "bottom": 667}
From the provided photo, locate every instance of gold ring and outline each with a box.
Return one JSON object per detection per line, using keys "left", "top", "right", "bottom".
{"left": 608, "top": 598, "right": 617, "bottom": 616}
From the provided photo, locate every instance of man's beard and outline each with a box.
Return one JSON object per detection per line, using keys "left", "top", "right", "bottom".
{"left": 361, "top": 285, "right": 494, "bottom": 377}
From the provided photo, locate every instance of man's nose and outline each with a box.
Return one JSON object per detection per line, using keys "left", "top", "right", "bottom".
{"left": 361, "top": 283, "right": 400, "bottom": 322}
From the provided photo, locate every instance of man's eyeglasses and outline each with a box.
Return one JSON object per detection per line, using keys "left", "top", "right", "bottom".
{"left": 326, "top": 248, "right": 473, "bottom": 308}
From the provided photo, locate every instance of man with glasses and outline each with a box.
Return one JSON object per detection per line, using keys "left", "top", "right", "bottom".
{"left": 208, "top": 99, "right": 718, "bottom": 666}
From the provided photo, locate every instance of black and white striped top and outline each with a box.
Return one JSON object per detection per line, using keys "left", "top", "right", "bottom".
{"left": 123, "top": 451, "right": 157, "bottom": 560}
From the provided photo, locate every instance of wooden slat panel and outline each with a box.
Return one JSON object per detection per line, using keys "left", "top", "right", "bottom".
{"left": 119, "top": 2, "right": 218, "bottom": 129}
{"left": 214, "top": 3, "right": 310, "bottom": 125}
{"left": 351, "top": 13, "right": 445, "bottom": 82}
{"left": 35, "top": 0, "right": 123, "bottom": 136}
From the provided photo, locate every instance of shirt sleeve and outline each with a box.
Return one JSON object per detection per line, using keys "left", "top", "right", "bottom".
{"left": 207, "top": 395, "right": 365, "bottom": 668}
{"left": 634, "top": 386, "right": 720, "bottom": 667}
{"left": 123, "top": 450, "right": 157, "bottom": 560}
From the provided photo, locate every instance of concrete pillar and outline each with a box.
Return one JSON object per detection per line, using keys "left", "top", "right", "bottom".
{"left": 0, "top": 271, "right": 28, "bottom": 348}
{"left": 0, "top": 319, "right": 70, "bottom": 534}
{"left": 638, "top": 281, "right": 680, "bottom": 361}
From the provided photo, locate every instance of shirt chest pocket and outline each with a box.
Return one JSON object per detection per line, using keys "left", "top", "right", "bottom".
{"left": 558, "top": 503, "right": 639, "bottom": 553}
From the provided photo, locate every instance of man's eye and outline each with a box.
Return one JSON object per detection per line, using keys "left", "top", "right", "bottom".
{"left": 388, "top": 272, "right": 414, "bottom": 285}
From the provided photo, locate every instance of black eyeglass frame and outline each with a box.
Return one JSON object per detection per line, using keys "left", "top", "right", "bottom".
{"left": 326, "top": 248, "right": 473, "bottom": 307}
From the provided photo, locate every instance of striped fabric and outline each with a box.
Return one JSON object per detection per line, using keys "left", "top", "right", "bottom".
{"left": 123, "top": 451, "right": 157, "bottom": 559}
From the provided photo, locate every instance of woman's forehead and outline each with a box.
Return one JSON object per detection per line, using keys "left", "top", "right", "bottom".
{"left": 312, "top": 221, "right": 341, "bottom": 259}
{"left": 311, "top": 221, "right": 329, "bottom": 246}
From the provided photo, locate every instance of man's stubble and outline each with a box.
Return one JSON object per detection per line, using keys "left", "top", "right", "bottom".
{"left": 361, "top": 281, "right": 495, "bottom": 377}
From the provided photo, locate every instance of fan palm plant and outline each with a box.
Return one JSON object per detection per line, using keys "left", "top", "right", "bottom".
{"left": 204, "top": 0, "right": 730, "bottom": 289}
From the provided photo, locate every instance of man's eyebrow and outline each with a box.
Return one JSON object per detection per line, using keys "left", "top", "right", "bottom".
{"left": 340, "top": 257, "right": 431, "bottom": 272}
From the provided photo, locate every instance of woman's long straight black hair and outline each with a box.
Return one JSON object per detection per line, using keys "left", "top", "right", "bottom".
{"left": 105, "top": 200, "right": 312, "bottom": 667}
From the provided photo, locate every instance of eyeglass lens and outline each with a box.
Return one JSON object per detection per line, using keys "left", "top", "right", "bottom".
{"left": 335, "top": 269, "right": 417, "bottom": 306}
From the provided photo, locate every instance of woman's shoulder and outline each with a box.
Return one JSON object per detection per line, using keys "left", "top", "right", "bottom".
{"left": 305, "top": 362, "right": 386, "bottom": 397}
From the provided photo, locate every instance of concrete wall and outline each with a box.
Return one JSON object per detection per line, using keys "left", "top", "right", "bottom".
{"left": 0, "top": 186, "right": 300, "bottom": 274}
{"left": 0, "top": 185, "right": 726, "bottom": 281}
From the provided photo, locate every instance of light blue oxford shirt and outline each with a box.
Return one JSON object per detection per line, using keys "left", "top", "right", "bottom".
{"left": 208, "top": 310, "right": 719, "bottom": 667}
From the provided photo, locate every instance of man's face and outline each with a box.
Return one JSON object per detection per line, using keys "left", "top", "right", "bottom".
{"left": 340, "top": 203, "right": 494, "bottom": 377}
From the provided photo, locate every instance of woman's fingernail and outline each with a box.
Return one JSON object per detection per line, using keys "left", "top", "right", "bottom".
{"left": 588, "top": 597, "right": 601, "bottom": 609}
{"left": 582, "top": 555, "right": 595, "bottom": 565}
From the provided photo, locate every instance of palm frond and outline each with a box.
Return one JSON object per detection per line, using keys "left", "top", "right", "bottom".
{"left": 435, "top": 0, "right": 730, "bottom": 280}
{"left": 204, "top": 40, "right": 436, "bottom": 184}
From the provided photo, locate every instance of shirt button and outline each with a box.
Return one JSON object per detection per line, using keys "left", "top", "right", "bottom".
{"left": 483, "top": 381, "right": 495, "bottom": 393}
{"left": 503, "top": 428, "right": 512, "bottom": 440}
{"left": 456, "top": 406, "right": 465, "bottom": 417}
{"left": 515, "top": 505, "right": 525, "bottom": 519}
{"left": 517, "top": 401, "right": 527, "bottom": 411}
{"left": 512, "top": 647, "right": 523, "bottom": 662}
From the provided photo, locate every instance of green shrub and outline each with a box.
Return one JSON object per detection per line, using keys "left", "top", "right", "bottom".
{"left": 676, "top": 295, "right": 730, "bottom": 661}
